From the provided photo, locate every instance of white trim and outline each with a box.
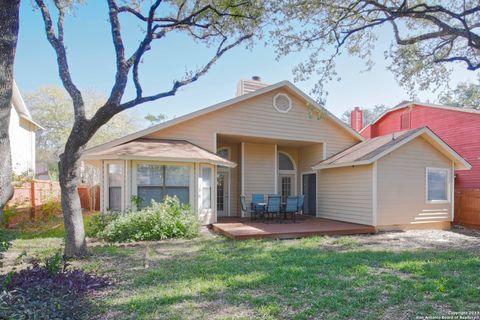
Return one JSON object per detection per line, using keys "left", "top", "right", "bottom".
{"left": 83, "top": 81, "right": 363, "bottom": 155}
{"left": 300, "top": 172, "right": 317, "bottom": 217}
{"left": 425, "top": 167, "right": 451, "bottom": 204}
{"left": 273, "top": 93, "right": 292, "bottom": 113}
{"left": 83, "top": 154, "right": 236, "bottom": 168}
{"left": 241, "top": 142, "right": 245, "bottom": 196}
{"left": 103, "top": 160, "right": 125, "bottom": 212}
{"left": 451, "top": 161, "right": 455, "bottom": 222}
{"left": 372, "top": 161, "right": 378, "bottom": 226}
{"left": 131, "top": 160, "right": 195, "bottom": 208}
{"left": 278, "top": 150, "right": 297, "bottom": 197}
{"left": 216, "top": 146, "right": 231, "bottom": 217}
{"left": 313, "top": 127, "right": 471, "bottom": 171}
{"left": 274, "top": 144, "right": 278, "bottom": 193}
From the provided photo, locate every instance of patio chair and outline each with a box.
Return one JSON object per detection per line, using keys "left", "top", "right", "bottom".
{"left": 264, "top": 195, "right": 281, "bottom": 220}
{"left": 240, "top": 196, "right": 257, "bottom": 221}
{"left": 283, "top": 196, "right": 298, "bottom": 223}
{"left": 297, "top": 194, "right": 305, "bottom": 215}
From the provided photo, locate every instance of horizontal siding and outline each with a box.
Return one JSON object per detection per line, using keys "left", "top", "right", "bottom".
{"left": 377, "top": 136, "right": 452, "bottom": 226}
{"left": 244, "top": 143, "right": 276, "bottom": 205}
{"left": 317, "top": 165, "right": 373, "bottom": 225}
{"left": 145, "top": 88, "right": 358, "bottom": 156}
{"left": 372, "top": 105, "right": 480, "bottom": 189}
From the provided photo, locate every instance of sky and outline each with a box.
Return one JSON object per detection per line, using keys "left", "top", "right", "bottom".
{"left": 14, "top": 1, "right": 479, "bottom": 122}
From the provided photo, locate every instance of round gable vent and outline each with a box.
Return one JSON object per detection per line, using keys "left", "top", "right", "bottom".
{"left": 273, "top": 93, "right": 292, "bottom": 113}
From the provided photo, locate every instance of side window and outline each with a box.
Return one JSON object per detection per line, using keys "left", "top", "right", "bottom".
{"left": 426, "top": 168, "right": 449, "bottom": 202}
{"left": 201, "top": 167, "right": 212, "bottom": 209}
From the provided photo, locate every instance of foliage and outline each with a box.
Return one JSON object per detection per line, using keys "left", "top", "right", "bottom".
{"left": 144, "top": 113, "right": 167, "bottom": 126}
{"left": 271, "top": 1, "right": 480, "bottom": 101}
{"left": 95, "top": 196, "right": 199, "bottom": 242}
{"left": 40, "top": 197, "right": 62, "bottom": 221}
{"left": 1, "top": 205, "right": 18, "bottom": 228}
{"left": 439, "top": 77, "right": 480, "bottom": 110}
{"left": 86, "top": 212, "right": 119, "bottom": 239}
{"left": 0, "top": 255, "right": 108, "bottom": 320}
{"left": 130, "top": 195, "right": 142, "bottom": 210}
{"left": 341, "top": 104, "right": 388, "bottom": 126}
{"left": 11, "top": 170, "right": 34, "bottom": 187}
{"left": 42, "top": 250, "right": 64, "bottom": 274}
{"left": 26, "top": 86, "right": 144, "bottom": 166}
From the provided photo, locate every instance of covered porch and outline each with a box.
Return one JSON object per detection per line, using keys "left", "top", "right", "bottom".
{"left": 215, "top": 133, "right": 324, "bottom": 220}
{"left": 211, "top": 216, "right": 375, "bottom": 240}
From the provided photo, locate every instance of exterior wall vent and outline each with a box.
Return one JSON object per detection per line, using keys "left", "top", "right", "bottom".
{"left": 273, "top": 93, "right": 292, "bottom": 113}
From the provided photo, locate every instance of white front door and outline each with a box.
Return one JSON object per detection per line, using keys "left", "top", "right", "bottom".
{"left": 217, "top": 171, "right": 229, "bottom": 216}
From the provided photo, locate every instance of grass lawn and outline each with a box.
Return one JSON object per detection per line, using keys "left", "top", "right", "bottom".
{"left": 2, "top": 221, "right": 480, "bottom": 319}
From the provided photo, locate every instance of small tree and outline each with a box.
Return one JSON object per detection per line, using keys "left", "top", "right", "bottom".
{"left": 34, "top": 0, "right": 263, "bottom": 257}
{"left": 439, "top": 77, "right": 480, "bottom": 109}
{"left": 271, "top": 1, "right": 480, "bottom": 101}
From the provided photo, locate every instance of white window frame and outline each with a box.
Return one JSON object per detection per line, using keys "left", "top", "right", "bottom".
{"left": 199, "top": 164, "right": 214, "bottom": 211}
{"left": 425, "top": 167, "right": 451, "bottom": 204}
{"left": 216, "top": 147, "right": 231, "bottom": 216}
{"left": 104, "top": 160, "right": 125, "bottom": 212}
{"left": 131, "top": 161, "right": 195, "bottom": 208}
{"left": 278, "top": 151, "right": 297, "bottom": 197}
{"left": 273, "top": 93, "right": 292, "bottom": 113}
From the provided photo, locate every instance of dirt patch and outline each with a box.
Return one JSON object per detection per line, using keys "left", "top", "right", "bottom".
{"left": 323, "top": 227, "right": 480, "bottom": 252}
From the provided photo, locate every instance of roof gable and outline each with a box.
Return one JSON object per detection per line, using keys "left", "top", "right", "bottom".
{"left": 313, "top": 127, "right": 471, "bottom": 171}
{"left": 85, "top": 81, "right": 363, "bottom": 154}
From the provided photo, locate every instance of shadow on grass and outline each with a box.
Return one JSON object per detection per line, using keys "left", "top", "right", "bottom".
{"left": 97, "top": 237, "right": 480, "bottom": 319}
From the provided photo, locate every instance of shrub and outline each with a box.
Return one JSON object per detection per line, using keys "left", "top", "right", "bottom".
{"left": 0, "top": 254, "right": 109, "bottom": 319}
{"left": 96, "top": 196, "right": 200, "bottom": 242}
{"left": 40, "top": 197, "right": 62, "bottom": 220}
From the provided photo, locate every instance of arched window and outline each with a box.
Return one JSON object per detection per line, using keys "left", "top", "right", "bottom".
{"left": 279, "top": 152, "right": 294, "bottom": 171}
{"left": 217, "top": 148, "right": 229, "bottom": 160}
{"left": 278, "top": 151, "right": 296, "bottom": 202}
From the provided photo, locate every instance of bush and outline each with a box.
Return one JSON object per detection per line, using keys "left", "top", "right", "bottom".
{"left": 0, "top": 254, "right": 109, "bottom": 319}
{"left": 95, "top": 196, "right": 200, "bottom": 242}
{"left": 40, "top": 197, "right": 62, "bottom": 220}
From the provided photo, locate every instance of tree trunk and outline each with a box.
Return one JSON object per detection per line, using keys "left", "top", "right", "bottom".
{"left": 0, "top": 0, "right": 21, "bottom": 215}
{"left": 59, "top": 140, "right": 87, "bottom": 258}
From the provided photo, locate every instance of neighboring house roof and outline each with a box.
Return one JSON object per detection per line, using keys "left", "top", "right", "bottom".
{"left": 84, "top": 81, "right": 364, "bottom": 155}
{"left": 313, "top": 127, "right": 471, "bottom": 170}
{"left": 12, "top": 81, "right": 43, "bottom": 130}
{"left": 359, "top": 101, "right": 480, "bottom": 133}
{"left": 82, "top": 138, "right": 237, "bottom": 168}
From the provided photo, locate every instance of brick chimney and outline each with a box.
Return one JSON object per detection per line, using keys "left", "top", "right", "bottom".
{"left": 236, "top": 76, "right": 270, "bottom": 96}
{"left": 350, "top": 107, "right": 364, "bottom": 131}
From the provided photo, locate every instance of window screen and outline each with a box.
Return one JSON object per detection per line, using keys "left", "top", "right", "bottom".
{"left": 427, "top": 168, "right": 449, "bottom": 201}
{"left": 202, "top": 167, "right": 212, "bottom": 209}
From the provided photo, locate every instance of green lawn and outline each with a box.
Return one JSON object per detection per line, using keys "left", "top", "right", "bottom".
{"left": 2, "top": 223, "right": 480, "bottom": 319}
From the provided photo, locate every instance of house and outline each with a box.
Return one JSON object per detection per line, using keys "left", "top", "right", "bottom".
{"left": 9, "top": 81, "right": 42, "bottom": 175}
{"left": 355, "top": 102, "right": 480, "bottom": 190}
{"left": 82, "top": 79, "right": 470, "bottom": 230}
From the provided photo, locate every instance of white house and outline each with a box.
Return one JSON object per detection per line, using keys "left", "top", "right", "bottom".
{"left": 9, "top": 81, "right": 42, "bottom": 175}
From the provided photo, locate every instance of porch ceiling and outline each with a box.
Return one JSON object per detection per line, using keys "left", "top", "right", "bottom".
{"left": 217, "top": 133, "right": 320, "bottom": 147}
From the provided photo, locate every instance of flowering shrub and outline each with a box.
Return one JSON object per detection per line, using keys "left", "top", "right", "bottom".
{"left": 95, "top": 196, "right": 199, "bottom": 242}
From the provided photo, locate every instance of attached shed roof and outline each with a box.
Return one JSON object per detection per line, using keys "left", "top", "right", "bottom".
{"left": 313, "top": 127, "right": 471, "bottom": 170}
{"left": 82, "top": 139, "right": 237, "bottom": 168}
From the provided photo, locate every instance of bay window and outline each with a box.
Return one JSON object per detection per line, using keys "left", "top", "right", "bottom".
{"left": 136, "top": 163, "right": 190, "bottom": 208}
{"left": 426, "top": 167, "right": 450, "bottom": 203}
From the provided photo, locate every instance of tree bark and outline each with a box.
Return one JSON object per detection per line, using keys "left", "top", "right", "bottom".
{"left": 59, "top": 137, "right": 87, "bottom": 258}
{"left": 0, "top": 0, "right": 21, "bottom": 214}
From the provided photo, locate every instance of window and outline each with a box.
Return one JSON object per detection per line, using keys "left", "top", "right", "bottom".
{"left": 201, "top": 167, "right": 212, "bottom": 209}
{"left": 279, "top": 153, "right": 294, "bottom": 171}
{"left": 281, "top": 176, "right": 292, "bottom": 202}
{"left": 273, "top": 93, "right": 292, "bottom": 113}
{"left": 107, "top": 163, "right": 123, "bottom": 211}
{"left": 136, "top": 164, "right": 190, "bottom": 208}
{"left": 217, "top": 148, "right": 229, "bottom": 160}
{"left": 426, "top": 168, "right": 449, "bottom": 202}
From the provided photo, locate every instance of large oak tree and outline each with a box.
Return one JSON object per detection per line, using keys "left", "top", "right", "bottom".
{"left": 30, "top": 0, "right": 263, "bottom": 257}
{"left": 271, "top": 0, "right": 480, "bottom": 102}
{"left": 0, "top": 0, "right": 20, "bottom": 216}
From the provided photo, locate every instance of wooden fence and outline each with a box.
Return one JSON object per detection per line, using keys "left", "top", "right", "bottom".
{"left": 454, "top": 189, "right": 480, "bottom": 229}
{"left": 6, "top": 180, "right": 99, "bottom": 226}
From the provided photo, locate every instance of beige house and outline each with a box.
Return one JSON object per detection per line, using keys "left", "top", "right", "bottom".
{"left": 83, "top": 80, "right": 470, "bottom": 230}
{"left": 9, "top": 81, "right": 42, "bottom": 175}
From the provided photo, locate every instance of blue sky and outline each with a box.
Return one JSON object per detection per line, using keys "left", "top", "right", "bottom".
{"left": 14, "top": 1, "right": 478, "bottom": 121}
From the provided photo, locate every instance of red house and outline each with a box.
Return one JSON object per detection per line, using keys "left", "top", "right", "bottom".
{"left": 352, "top": 101, "right": 480, "bottom": 190}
